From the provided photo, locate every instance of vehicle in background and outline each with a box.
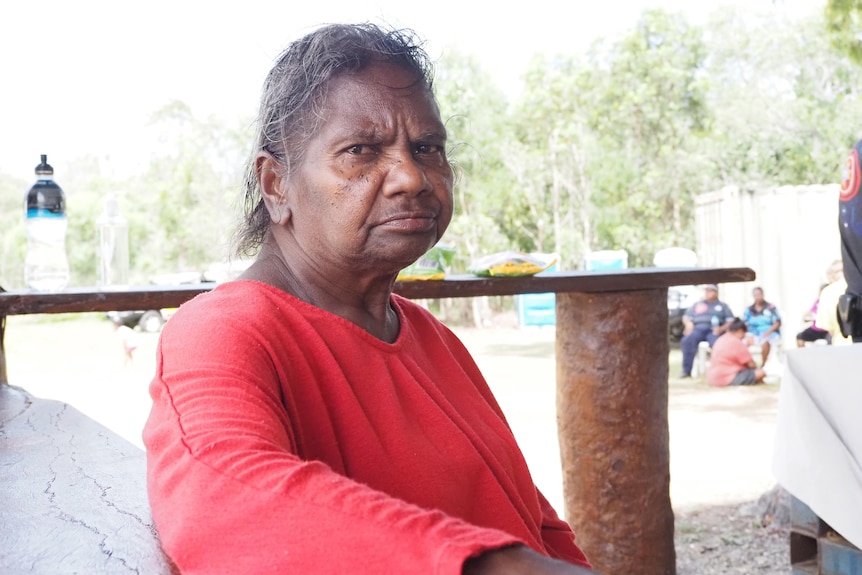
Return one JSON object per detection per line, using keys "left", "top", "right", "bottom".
{"left": 668, "top": 285, "right": 699, "bottom": 343}
{"left": 107, "top": 309, "right": 166, "bottom": 333}
{"left": 105, "top": 271, "right": 208, "bottom": 332}
{"left": 653, "top": 247, "right": 700, "bottom": 344}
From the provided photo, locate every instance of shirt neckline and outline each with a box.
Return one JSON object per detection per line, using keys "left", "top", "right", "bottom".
{"left": 228, "top": 279, "right": 408, "bottom": 351}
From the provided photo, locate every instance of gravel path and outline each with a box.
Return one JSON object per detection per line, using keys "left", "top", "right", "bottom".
{"left": 675, "top": 501, "right": 788, "bottom": 575}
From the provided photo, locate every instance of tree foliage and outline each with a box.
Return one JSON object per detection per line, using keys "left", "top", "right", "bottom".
{"left": 1, "top": 5, "right": 856, "bottom": 290}
{"left": 706, "top": 7, "right": 862, "bottom": 188}
{"left": 826, "top": 0, "right": 862, "bottom": 65}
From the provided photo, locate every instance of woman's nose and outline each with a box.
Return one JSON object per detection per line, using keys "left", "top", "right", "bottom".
{"left": 381, "top": 151, "right": 431, "bottom": 197}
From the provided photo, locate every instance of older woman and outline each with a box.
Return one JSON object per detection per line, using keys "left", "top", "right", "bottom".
{"left": 143, "top": 24, "right": 593, "bottom": 575}
{"left": 742, "top": 287, "right": 781, "bottom": 366}
{"left": 706, "top": 318, "right": 766, "bottom": 387}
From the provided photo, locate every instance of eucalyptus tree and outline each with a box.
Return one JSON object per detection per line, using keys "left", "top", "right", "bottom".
{"left": 511, "top": 53, "right": 599, "bottom": 268}
{"left": 434, "top": 49, "right": 516, "bottom": 271}
{"left": 132, "top": 100, "right": 250, "bottom": 277}
{"left": 825, "top": 0, "right": 862, "bottom": 65}
{"left": 704, "top": 6, "right": 862, "bottom": 189}
{"left": 568, "top": 9, "right": 709, "bottom": 266}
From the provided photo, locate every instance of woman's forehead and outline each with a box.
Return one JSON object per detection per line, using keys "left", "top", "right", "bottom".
{"left": 335, "top": 61, "right": 428, "bottom": 92}
{"left": 317, "top": 64, "right": 443, "bottom": 131}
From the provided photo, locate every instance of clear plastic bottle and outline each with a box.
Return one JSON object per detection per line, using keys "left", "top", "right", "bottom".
{"left": 24, "top": 154, "right": 70, "bottom": 291}
{"left": 96, "top": 193, "right": 129, "bottom": 289}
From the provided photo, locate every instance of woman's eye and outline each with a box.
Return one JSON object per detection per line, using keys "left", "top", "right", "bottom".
{"left": 346, "top": 145, "right": 371, "bottom": 155}
{"left": 415, "top": 144, "right": 442, "bottom": 155}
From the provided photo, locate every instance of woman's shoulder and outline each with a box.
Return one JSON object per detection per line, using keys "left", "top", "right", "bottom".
{"left": 176, "top": 280, "right": 283, "bottom": 317}
{"left": 163, "top": 280, "right": 302, "bottom": 338}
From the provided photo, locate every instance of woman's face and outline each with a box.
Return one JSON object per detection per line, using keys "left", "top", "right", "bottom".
{"left": 277, "top": 62, "right": 454, "bottom": 275}
{"left": 753, "top": 289, "right": 764, "bottom": 304}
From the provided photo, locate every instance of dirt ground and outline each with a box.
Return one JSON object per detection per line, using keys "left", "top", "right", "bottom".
{"left": 434, "top": 326, "right": 789, "bottom": 574}
{"left": 5, "top": 316, "right": 789, "bottom": 573}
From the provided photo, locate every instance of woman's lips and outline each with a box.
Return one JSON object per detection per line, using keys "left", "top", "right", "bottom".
{"left": 379, "top": 212, "right": 437, "bottom": 233}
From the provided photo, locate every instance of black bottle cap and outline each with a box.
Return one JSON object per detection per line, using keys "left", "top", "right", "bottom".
{"left": 35, "top": 154, "right": 53, "bottom": 176}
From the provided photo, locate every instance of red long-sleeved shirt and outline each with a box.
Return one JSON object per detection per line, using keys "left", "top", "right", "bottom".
{"left": 143, "top": 280, "right": 590, "bottom": 573}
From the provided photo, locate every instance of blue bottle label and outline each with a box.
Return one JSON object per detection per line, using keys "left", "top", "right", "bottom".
{"left": 26, "top": 209, "right": 66, "bottom": 219}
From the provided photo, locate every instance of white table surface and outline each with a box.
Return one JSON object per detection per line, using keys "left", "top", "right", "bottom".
{"left": 773, "top": 343, "right": 862, "bottom": 547}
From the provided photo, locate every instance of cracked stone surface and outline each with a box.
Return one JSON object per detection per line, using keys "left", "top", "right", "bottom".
{"left": 0, "top": 384, "right": 176, "bottom": 574}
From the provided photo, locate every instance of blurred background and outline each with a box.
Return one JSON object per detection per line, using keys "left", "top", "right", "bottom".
{"left": 1, "top": 0, "right": 854, "bottom": 341}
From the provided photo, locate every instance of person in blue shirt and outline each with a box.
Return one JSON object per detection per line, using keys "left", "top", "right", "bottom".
{"left": 679, "top": 284, "right": 734, "bottom": 378}
{"left": 742, "top": 287, "right": 781, "bottom": 366}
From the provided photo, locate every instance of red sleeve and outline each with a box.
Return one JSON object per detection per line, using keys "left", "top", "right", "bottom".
{"left": 535, "top": 489, "right": 590, "bottom": 565}
{"left": 428, "top": 321, "right": 591, "bottom": 568}
{"left": 143, "top": 313, "right": 522, "bottom": 574}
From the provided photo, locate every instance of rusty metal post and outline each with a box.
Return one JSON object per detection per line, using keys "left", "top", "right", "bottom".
{"left": 556, "top": 289, "right": 675, "bottom": 575}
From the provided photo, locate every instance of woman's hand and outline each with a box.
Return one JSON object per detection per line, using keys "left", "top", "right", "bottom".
{"left": 464, "top": 546, "right": 597, "bottom": 575}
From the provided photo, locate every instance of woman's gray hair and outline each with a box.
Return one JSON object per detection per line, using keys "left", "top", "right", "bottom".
{"left": 233, "top": 23, "right": 436, "bottom": 257}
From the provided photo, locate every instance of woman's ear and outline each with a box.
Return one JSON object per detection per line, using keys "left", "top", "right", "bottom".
{"left": 256, "top": 151, "right": 291, "bottom": 225}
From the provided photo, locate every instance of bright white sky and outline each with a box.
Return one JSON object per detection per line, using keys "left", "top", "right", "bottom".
{"left": 1, "top": 0, "right": 818, "bottom": 183}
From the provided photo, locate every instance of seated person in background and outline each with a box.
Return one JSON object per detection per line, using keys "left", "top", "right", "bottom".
{"left": 795, "top": 285, "right": 830, "bottom": 346}
{"left": 680, "top": 284, "right": 734, "bottom": 378}
{"left": 816, "top": 260, "right": 853, "bottom": 346}
{"left": 742, "top": 286, "right": 781, "bottom": 366}
{"left": 143, "top": 23, "right": 593, "bottom": 575}
{"left": 707, "top": 318, "right": 766, "bottom": 387}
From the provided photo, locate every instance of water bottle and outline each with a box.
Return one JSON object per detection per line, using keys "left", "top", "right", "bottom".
{"left": 96, "top": 193, "right": 129, "bottom": 289}
{"left": 24, "top": 154, "right": 70, "bottom": 291}
{"left": 711, "top": 315, "right": 720, "bottom": 329}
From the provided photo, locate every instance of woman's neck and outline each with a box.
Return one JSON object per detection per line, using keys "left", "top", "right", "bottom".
{"left": 242, "top": 241, "right": 400, "bottom": 342}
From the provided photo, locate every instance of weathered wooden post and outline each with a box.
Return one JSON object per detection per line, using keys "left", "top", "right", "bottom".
{"left": 556, "top": 289, "right": 676, "bottom": 575}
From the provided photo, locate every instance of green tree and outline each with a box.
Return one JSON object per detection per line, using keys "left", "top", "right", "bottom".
{"left": 826, "top": 0, "right": 862, "bottom": 64}
{"left": 511, "top": 53, "right": 599, "bottom": 268}
{"left": 705, "top": 6, "right": 862, "bottom": 187}
{"left": 575, "top": 9, "right": 709, "bottom": 265}
{"left": 130, "top": 101, "right": 251, "bottom": 278}
{"left": 435, "top": 49, "right": 516, "bottom": 271}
